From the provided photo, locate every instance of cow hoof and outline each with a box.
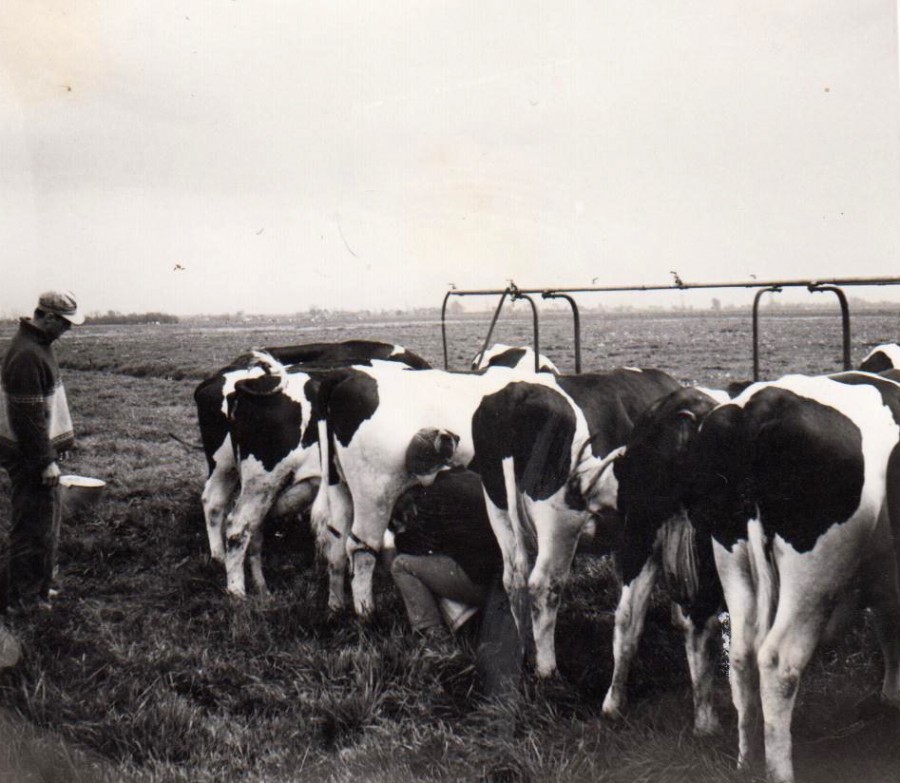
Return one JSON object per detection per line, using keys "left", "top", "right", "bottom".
{"left": 601, "top": 706, "right": 624, "bottom": 722}
{"left": 601, "top": 692, "right": 624, "bottom": 721}
{"left": 693, "top": 715, "right": 721, "bottom": 736}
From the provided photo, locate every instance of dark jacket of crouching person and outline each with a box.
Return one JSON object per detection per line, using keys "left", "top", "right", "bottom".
{"left": 388, "top": 469, "right": 522, "bottom": 698}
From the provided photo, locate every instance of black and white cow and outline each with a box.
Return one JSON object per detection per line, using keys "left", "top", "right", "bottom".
{"left": 858, "top": 342, "right": 900, "bottom": 373}
{"left": 193, "top": 341, "right": 430, "bottom": 564}
{"left": 311, "top": 362, "right": 554, "bottom": 619}
{"left": 584, "top": 385, "right": 729, "bottom": 734}
{"left": 468, "top": 368, "right": 682, "bottom": 678}
{"left": 221, "top": 343, "right": 557, "bottom": 606}
{"left": 685, "top": 372, "right": 900, "bottom": 783}
{"left": 222, "top": 352, "right": 430, "bottom": 606}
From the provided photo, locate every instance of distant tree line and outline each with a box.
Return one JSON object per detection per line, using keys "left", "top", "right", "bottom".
{"left": 86, "top": 310, "right": 179, "bottom": 325}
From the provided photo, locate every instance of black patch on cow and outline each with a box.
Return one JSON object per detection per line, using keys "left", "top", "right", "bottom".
{"left": 557, "top": 369, "right": 682, "bottom": 457}
{"left": 234, "top": 374, "right": 283, "bottom": 396}
{"left": 726, "top": 379, "right": 754, "bottom": 398}
{"left": 858, "top": 350, "right": 893, "bottom": 374}
{"left": 300, "top": 375, "right": 326, "bottom": 449}
{"left": 613, "top": 387, "right": 719, "bottom": 585}
{"left": 390, "top": 349, "right": 431, "bottom": 370}
{"left": 194, "top": 374, "right": 228, "bottom": 473}
{"left": 325, "top": 371, "right": 380, "bottom": 447}
{"left": 689, "top": 388, "right": 865, "bottom": 554}
{"left": 230, "top": 388, "right": 305, "bottom": 473}
{"left": 486, "top": 347, "right": 527, "bottom": 369}
{"left": 266, "top": 340, "right": 430, "bottom": 370}
{"left": 471, "top": 382, "right": 577, "bottom": 510}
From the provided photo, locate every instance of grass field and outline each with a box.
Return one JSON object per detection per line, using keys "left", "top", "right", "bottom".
{"left": 0, "top": 309, "right": 899, "bottom": 782}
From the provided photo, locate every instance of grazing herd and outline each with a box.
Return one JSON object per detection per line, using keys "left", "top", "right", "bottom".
{"left": 193, "top": 339, "right": 900, "bottom": 783}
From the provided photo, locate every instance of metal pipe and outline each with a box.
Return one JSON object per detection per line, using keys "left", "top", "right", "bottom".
{"left": 476, "top": 288, "right": 512, "bottom": 369}
{"left": 446, "top": 275, "right": 900, "bottom": 298}
{"left": 444, "top": 275, "right": 900, "bottom": 375}
{"left": 510, "top": 290, "right": 540, "bottom": 371}
{"left": 542, "top": 292, "right": 582, "bottom": 373}
{"left": 753, "top": 286, "right": 782, "bottom": 380}
{"left": 440, "top": 290, "right": 453, "bottom": 370}
{"left": 808, "top": 285, "right": 852, "bottom": 370}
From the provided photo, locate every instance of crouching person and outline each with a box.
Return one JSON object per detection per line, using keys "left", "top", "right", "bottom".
{"left": 387, "top": 469, "right": 522, "bottom": 698}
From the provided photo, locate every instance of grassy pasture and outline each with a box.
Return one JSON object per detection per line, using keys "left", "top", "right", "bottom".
{"left": 0, "top": 310, "right": 899, "bottom": 782}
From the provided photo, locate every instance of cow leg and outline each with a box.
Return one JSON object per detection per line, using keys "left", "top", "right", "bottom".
{"left": 528, "top": 503, "right": 583, "bottom": 678}
{"left": 346, "top": 494, "right": 393, "bottom": 619}
{"left": 602, "top": 558, "right": 659, "bottom": 720}
{"left": 862, "top": 506, "right": 900, "bottom": 706}
{"left": 672, "top": 603, "right": 722, "bottom": 735}
{"left": 713, "top": 539, "right": 763, "bottom": 771}
{"left": 316, "top": 483, "right": 353, "bottom": 613}
{"left": 757, "top": 592, "right": 827, "bottom": 783}
{"left": 201, "top": 446, "right": 239, "bottom": 563}
{"left": 247, "top": 517, "right": 268, "bottom": 595}
{"left": 224, "top": 480, "right": 278, "bottom": 597}
{"left": 872, "top": 445, "right": 900, "bottom": 707}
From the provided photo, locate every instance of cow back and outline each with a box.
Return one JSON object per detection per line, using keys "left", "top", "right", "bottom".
{"left": 556, "top": 368, "right": 682, "bottom": 456}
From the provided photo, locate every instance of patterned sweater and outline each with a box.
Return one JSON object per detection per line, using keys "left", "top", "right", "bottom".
{"left": 0, "top": 319, "right": 75, "bottom": 468}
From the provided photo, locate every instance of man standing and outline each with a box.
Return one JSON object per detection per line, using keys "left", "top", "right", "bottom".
{"left": 0, "top": 291, "right": 84, "bottom": 664}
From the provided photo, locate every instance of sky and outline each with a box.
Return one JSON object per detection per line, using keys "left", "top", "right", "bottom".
{"left": 1, "top": 1, "right": 899, "bottom": 317}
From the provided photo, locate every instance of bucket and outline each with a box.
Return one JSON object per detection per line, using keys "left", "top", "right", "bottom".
{"left": 59, "top": 475, "right": 106, "bottom": 518}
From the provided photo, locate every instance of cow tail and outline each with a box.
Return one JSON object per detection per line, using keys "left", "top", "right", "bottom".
{"left": 503, "top": 456, "right": 536, "bottom": 556}
{"left": 310, "top": 418, "right": 332, "bottom": 547}
{"left": 247, "top": 350, "right": 288, "bottom": 393}
{"left": 659, "top": 511, "right": 700, "bottom": 605}
{"left": 747, "top": 520, "right": 778, "bottom": 648}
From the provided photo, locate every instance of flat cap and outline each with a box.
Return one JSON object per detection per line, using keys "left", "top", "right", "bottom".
{"left": 38, "top": 290, "right": 85, "bottom": 325}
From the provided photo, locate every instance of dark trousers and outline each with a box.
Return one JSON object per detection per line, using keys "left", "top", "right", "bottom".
{"left": 475, "top": 577, "right": 524, "bottom": 699}
{"left": 0, "top": 461, "right": 61, "bottom": 611}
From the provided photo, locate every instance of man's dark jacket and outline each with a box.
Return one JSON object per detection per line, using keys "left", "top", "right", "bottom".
{"left": 0, "top": 320, "right": 75, "bottom": 469}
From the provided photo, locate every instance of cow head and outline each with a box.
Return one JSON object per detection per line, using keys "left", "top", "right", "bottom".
{"left": 405, "top": 427, "right": 461, "bottom": 482}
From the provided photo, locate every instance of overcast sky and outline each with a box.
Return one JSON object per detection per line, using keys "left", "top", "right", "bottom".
{"left": 1, "top": 1, "right": 898, "bottom": 317}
